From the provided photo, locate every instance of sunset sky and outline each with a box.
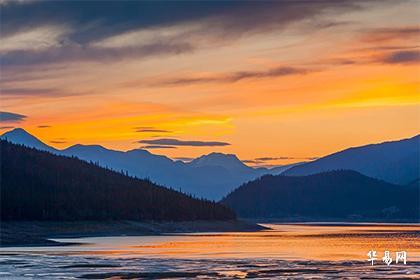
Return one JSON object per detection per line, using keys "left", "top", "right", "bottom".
{"left": 0, "top": 0, "right": 419, "bottom": 166}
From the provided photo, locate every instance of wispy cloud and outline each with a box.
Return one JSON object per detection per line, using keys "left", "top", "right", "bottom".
{"left": 149, "top": 66, "right": 310, "bottom": 87}
{"left": 37, "top": 125, "right": 51, "bottom": 128}
{"left": 139, "top": 138, "right": 230, "bottom": 147}
{"left": 255, "top": 157, "right": 292, "bottom": 161}
{"left": 0, "top": 86, "right": 86, "bottom": 98}
{"left": 141, "top": 145, "right": 177, "bottom": 149}
{"left": 380, "top": 50, "right": 420, "bottom": 64}
{"left": 255, "top": 156, "right": 318, "bottom": 161}
{"left": 1, "top": 42, "right": 195, "bottom": 66}
{"left": 0, "top": 25, "right": 69, "bottom": 53}
{"left": 245, "top": 156, "right": 318, "bottom": 165}
{"left": 50, "top": 140, "right": 67, "bottom": 144}
{"left": 0, "top": 1, "right": 378, "bottom": 66}
{"left": 0, "top": 126, "right": 14, "bottom": 129}
{"left": 361, "top": 26, "right": 420, "bottom": 43}
{"left": 135, "top": 127, "right": 171, "bottom": 133}
{"left": 0, "top": 111, "right": 27, "bottom": 122}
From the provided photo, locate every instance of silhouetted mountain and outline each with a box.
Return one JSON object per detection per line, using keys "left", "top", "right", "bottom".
{"left": 61, "top": 144, "right": 176, "bottom": 180}
{"left": 0, "top": 128, "right": 293, "bottom": 200}
{"left": 222, "top": 170, "right": 419, "bottom": 221}
{"left": 190, "top": 153, "right": 254, "bottom": 174}
{"left": 284, "top": 135, "right": 420, "bottom": 185}
{"left": 0, "top": 128, "right": 58, "bottom": 153}
{"left": 0, "top": 140, "right": 235, "bottom": 221}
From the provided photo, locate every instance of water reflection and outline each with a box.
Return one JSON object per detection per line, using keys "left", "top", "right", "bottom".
{"left": 0, "top": 223, "right": 419, "bottom": 279}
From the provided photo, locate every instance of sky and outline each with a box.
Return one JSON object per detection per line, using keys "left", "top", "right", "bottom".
{"left": 0, "top": 0, "right": 419, "bottom": 166}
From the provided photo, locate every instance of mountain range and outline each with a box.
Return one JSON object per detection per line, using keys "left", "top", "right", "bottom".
{"left": 1, "top": 128, "right": 418, "bottom": 200}
{"left": 222, "top": 170, "right": 419, "bottom": 221}
{"left": 0, "top": 128, "right": 295, "bottom": 200}
{"left": 1, "top": 140, "right": 234, "bottom": 221}
{"left": 2, "top": 128, "right": 419, "bottom": 223}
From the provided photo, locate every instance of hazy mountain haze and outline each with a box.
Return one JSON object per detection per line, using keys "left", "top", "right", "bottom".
{"left": 1, "top": 128, "right": 294, "bottom": 200}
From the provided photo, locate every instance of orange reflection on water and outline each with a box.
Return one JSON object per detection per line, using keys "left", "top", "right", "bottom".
{"left": 2, "top": 224, "right": 419, "bottom": 262}
{"left": 46, "top": 224, "right": 420, "bottom": 262}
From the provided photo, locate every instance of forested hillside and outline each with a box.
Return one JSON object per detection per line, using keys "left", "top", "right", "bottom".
{"left": 0, "top": 140, "right": 235, "bottom": 221}
{"left": 222, "top": 170, "right": 419, "bottom": 221}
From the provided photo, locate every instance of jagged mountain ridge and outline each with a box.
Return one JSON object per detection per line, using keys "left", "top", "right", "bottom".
{"left": 1, "top": 128, "right": 295, "bottom": 200}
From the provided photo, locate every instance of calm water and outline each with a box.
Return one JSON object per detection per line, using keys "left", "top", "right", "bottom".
{"left": 0, "top": 223, "right": 419, "bottom": 279}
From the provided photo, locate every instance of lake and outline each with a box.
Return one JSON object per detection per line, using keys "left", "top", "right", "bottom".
{"left": 1, "top": 223, "right": 419, "bottom": 279}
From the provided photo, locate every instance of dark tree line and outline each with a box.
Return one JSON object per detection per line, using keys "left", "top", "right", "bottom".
{"left": 222, "top": 170, "right": 419, "bottom": 221}
{"left": 0, "top": 140, "right": 235, "bottom": 221}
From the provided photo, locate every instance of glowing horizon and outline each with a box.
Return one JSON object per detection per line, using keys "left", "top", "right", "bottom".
{"left": 1, "top": 1, "right": 419, "bottom": 166}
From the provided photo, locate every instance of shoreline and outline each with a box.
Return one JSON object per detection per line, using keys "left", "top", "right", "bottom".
{"left": 0, "top": 220, "right": 267, "bottom": 247}
{"left": 4, "top": 219, "right": 417, "bottom": 248}
{"left": 243, "top": 217, "right": 420, "bottom": 224}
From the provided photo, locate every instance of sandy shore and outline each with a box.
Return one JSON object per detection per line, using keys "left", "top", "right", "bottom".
{"left": 0, "top": 220, "right": 266, "bottom": 247}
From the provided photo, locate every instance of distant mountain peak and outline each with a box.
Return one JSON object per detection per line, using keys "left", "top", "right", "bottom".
{"left": 191, "top": 152, "right": 241, "bottom": 165}
{"left": 65, "top": 143, "right": 108, "bottom": 151}
{"left": 2, "top": 127, "right": 32, "bottom": 137}
{"left": 0, "top": 128, "right": 57, "bottom": 153}
{"left": 189, "top": 152, "right": 252, "bottom": 174}
{"left": 125, "top": 148, "right": 174, "bottom": 162}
